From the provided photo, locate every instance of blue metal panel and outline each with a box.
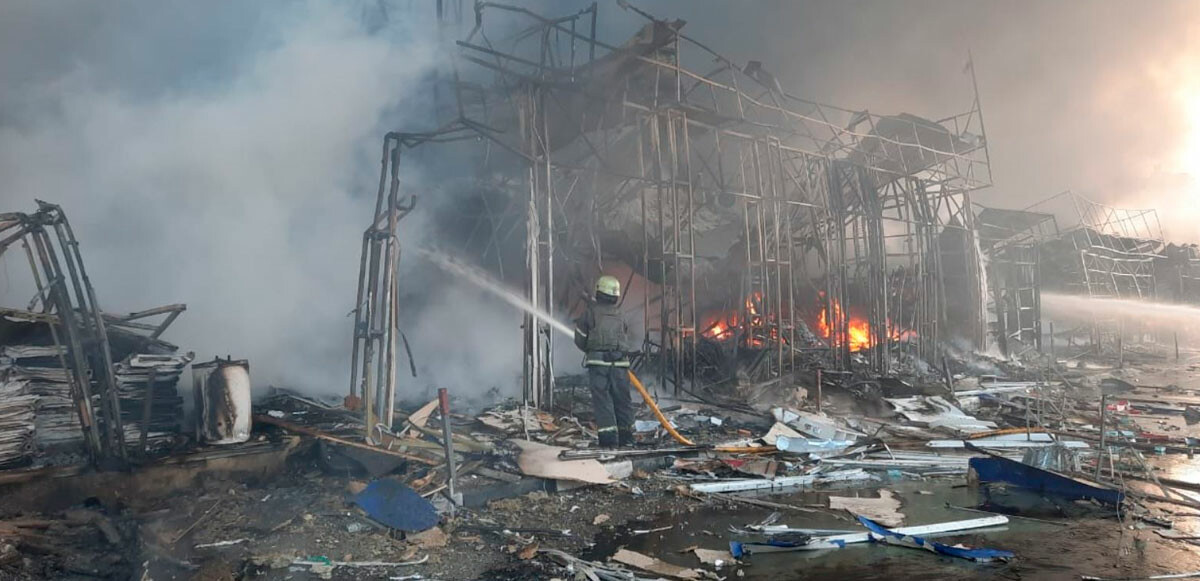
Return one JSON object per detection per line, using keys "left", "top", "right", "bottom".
{"left": 969, "top": 456, "right": 1123, "bottom": 505}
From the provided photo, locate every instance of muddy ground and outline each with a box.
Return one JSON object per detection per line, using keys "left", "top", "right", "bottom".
{"left": 7, "top": 353, "right": 1200, "bottom": 579}
{"left": 5, "top": 449, "right": 1200, "bottom": 580}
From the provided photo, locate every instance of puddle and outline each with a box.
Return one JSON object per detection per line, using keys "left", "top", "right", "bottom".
{"left": 584, "top": 477, "right": 1198, "bottom": 580}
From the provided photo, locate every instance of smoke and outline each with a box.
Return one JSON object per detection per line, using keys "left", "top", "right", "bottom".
{"left": 1042, "top": 292, "right": 1200, "bottom": 347}
{"left": 619, "top": 1, "right": 1200, "bottom": 242}
{"left": 9, "top": 0, "right": 1200, "bottom": 401}
{"left": 0, "top": 0, "right": 442, "bottom": 393}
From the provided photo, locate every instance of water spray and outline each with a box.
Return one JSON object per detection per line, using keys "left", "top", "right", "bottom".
{"left": 1042, "top": 293, "right": 1200, "bottom": 331}
{"left": 414, "top": 248, "right": 575, "bottom": 338}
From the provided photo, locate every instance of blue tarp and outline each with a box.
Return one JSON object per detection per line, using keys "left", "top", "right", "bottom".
{"left": 969, "top": 456, "right": 1124, "bottom": 505}
{"left": 351, "top": 478, "right": 439, "bottom": 532}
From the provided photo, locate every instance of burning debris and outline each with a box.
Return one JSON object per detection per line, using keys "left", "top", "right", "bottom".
{"left": 7, "top": 2, "right": 1200, "bottom": 581}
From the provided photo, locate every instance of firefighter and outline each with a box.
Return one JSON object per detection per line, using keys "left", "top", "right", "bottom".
{"left": 573, "top": 274, "right": 634, "bottom": 448}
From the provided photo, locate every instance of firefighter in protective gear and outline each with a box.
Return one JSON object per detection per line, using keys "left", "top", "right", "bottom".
{"left": 573, "top": 275, "right": 634, "bottom": 448}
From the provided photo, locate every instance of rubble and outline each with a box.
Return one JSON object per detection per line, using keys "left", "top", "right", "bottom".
{"left": 729, "top": 514, "right": 1011, "bottom": 556}
{"left": 6, "top": 3, "right": 1200, "bottom": 581}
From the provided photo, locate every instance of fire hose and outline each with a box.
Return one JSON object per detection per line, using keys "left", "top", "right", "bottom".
{"left": 627, "top": 369, "right": 695, "bottom": 447}
{"left": 627, "top": 369, "right": 771, "bottom": 454}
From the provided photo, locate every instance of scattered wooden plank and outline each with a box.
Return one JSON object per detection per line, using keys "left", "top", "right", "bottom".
{"left": 828, "top": 489, "right": 904, "bottom": 527}
{"left": 253, "top": 414, "right": 440, "bottom": 466}
{"left": 611, "top": 548, "right": 700, "bottom": 579}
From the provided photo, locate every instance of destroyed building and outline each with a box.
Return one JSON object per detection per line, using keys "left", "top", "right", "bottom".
{"left": 5, "top": 3, "right": 1200, "bottom": 581}
{"left": 349, "top": 2, "right": 996, "bottom": 425}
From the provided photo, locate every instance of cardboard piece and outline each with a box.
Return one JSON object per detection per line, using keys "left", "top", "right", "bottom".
{"left": 512, "top": 440, "right": 614, "bottom": 484}
{"left": 828, "top": 489, "right": 904, "bottom": 527}
{"left": 612, "top": 548, "right": 700, "bottom": 579}
{"left": 692, "top": 548, "right": 735, "bottom": 566}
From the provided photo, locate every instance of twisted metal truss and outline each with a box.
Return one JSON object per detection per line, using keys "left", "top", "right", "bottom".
{"left": 351, "top": 1, "right": 994, "bottom": 410}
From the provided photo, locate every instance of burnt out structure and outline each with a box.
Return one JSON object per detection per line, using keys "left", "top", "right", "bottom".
{"left": 350, "top": 3, "right": 994, "bottom": 416}
{"left": 0, "top": 202, "right": 190, "bottom": 466}
{"left": 974, "top": 205, "right": 1058, "bottom": 357}
{"left": 975, "top": 190, "right": 1200, "bottom": 358}
{"left": 1028, "top": 191, "right": 1164, "bottom": 301}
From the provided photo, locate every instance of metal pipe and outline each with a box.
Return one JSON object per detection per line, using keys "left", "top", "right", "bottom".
{"left": 1095, "top": 394, "right": 1108, "bottom": 480}
{"left": 140, "top": 367, "right": 156, "bottom": 455}
{"left": 438, "top": 388, "right": 459, "bottom": 504}
{"left": 1049, "top": 321, "right": 1055, "bottom": 363}
{"left": 815, "top": 368, "right": 823, "bottom": 414}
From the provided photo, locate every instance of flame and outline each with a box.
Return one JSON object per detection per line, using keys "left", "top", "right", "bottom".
{"left": 702, "top": 292, "right": 914, "bottom": 353}
{"left": 700, "top": 291, "right": 767, "bottom": 344}
{"left": 815, "top": 297, "right": 915, "bottom": 352}
{"left": 703, "top": 313, "right": 738, "bottom": 341}
{"left": 816, "top": 299, "right": 873, "bottom": 352}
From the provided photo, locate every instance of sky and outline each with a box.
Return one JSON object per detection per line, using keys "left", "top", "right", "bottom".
{"left": 2, "top": 0, "right": 1200, "bottom": 395}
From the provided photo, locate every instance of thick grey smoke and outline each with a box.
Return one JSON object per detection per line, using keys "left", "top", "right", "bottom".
{"left": 0, "top": 0, "right": 442, "bottom": 393}
{"left": 623, "top": 1, "right": 1200, "bottom": 241}
{"left": 5, "top": 0, "right": 1199, "bottom": 400}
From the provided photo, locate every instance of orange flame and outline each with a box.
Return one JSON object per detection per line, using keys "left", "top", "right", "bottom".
{"left": 816, "top": 297, "right": 915, "bottom": 352}
{"left": 701, "top": 291, "right": 767, "bottom": 344}
{"left": 816, "top": 300, "right": 873, "bottom": 352}
{"left": 703, "top": 313, "right": 738, "bottom": 341}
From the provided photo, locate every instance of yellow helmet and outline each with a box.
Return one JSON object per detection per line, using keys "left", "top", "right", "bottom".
{"left": 596, "top": 275, "right": 621, "bottom": 298}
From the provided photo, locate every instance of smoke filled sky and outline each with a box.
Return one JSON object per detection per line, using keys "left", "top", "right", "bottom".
{"left": 2, "top": 0, "right": 1200, "bottom": 394}
{"left": 630, "top": 0, "right": 1200, "bottom": 241}
{"left": 0, "top": 0, "right": 443, "bottom": 394}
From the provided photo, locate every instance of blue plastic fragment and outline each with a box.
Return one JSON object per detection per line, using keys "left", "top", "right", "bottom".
{"left": 729, "top": 536, "right": 808, "bottom": 556}
{"left": 729, "top": 541, "right": 744, "bottom": 558}
{"left": 351, "top": 478, "right": 439, "bottom": 532}
{"left": 857, "top": 516, "right": 1014, "bottom": 562}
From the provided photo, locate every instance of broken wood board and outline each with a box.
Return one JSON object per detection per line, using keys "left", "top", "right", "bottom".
{"left": 511, "top": 440, "right": 614, "bottom": 484}
{"left": 731, "top": 515, "right": 1009, "bottom": 556}
{"left": 611, "top": 548, "right": 700, "bottom": 579}
{"left": 406, "top": 398, "right": 439, "bottom": 431}
{"left": 691, "top": 548, "right": 735, "bottom": 566}
{"left": 858, "top": 515, "right": 1013, "bottom": 562}
{"left": 478, "top": 406, "right": 552, "bottom": 434}
{"left": 761, "top": 422, "right": 803, "bottom": 447}
{"left": 689, "top": 468, "right": 875, "bottom": 493}
{"left": 722, "top": 457, "right": 778, "bottom": 478}
{"left": 828, "top": 489, "right": 904, "bottom": 527}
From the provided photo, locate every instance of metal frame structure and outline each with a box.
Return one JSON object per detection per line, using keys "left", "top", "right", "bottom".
{"left": 349, "top": 1, "right": 994, "bottom": 413}
{"left": 974, "top": 205, "right": 1060, "bottom": 357}
{"left": 0, "top": 201, "right": 127, "bottom": 463}
{"left": 1023, "top": 191, "right": 1165, "bottom": 354}
{"left": 1169, "top": 245, "right": 1200, "bottom": 303}
{"left": 349, "top": 132, "right": 424, "bottom": 440}
{"left": 1028, "top": 191, "right": 1163, "bottom": 300}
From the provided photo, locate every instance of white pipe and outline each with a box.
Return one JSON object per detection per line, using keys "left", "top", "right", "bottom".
{"left": 689, "top": 469, "right": 875, "bottom": 493}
